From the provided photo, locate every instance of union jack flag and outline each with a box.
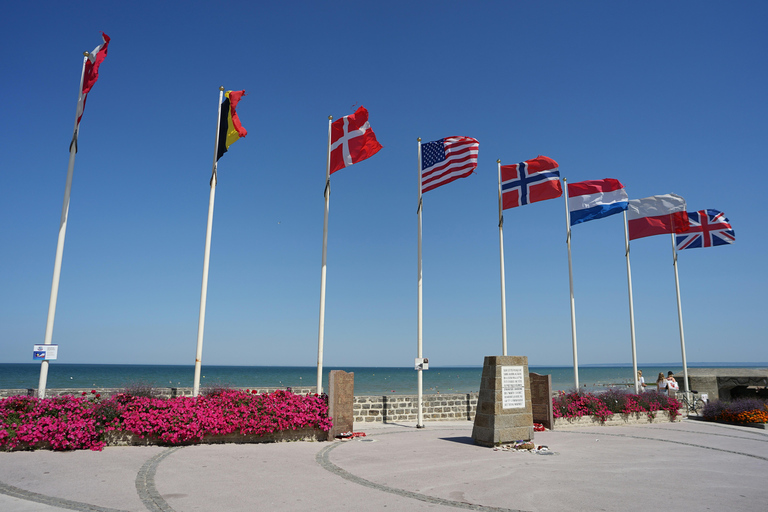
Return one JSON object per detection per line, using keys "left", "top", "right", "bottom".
{"left": 675, "top": 209, "right": 735, "bottom": 250}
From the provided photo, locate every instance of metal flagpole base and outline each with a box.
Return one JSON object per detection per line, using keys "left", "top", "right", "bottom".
{"left": 416, "top": 424, "right": 425, "bottom": 429}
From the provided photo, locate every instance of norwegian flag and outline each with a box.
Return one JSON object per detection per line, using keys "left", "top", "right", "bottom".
{"left": 329, "top": 106, "right": 382, "bottom": 174}
{"left": 675, "top": 209, "right": 735, "bottom": 250}
{"left": 501, "top": 155, "right": 562, "bottom": 209}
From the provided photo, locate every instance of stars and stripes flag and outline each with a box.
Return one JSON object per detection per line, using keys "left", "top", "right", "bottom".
{"left": 75, "top": 33, "right": 110, "bottom": 127}
{"left": 329, "top": 106, "right": 382, "bottom": 174}
{"left": 568, "top": 178, "right": 628, "bottom": 226}
{"left": 421, "top": 136, "right": 479, "bottom": 193}
{"left": 675, "top": 209, "right": 735, "bottom": 250}
{"left": 501, "top": 156, "right": 561, "bottom": 209}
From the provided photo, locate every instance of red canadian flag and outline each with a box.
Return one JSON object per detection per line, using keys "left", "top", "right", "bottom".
{"left": 329, "top": 106, "right": 382, "bottom": 174}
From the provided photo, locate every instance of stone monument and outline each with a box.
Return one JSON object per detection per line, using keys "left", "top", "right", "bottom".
{"left": 472, "top": 355, "right": 534, "bottom": 446}
{"left": 327, "top": 370, "right": 354, "bottom": 440}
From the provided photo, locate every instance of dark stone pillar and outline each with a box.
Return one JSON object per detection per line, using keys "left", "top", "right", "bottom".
{"left": 529, "top": 372, "right": 554, "bottom": 430}
{"left": 472, "top": 356, "right": 534, "bottom": 446}
{"left": 328, "top": 370, "right": 354, "bottom": 440}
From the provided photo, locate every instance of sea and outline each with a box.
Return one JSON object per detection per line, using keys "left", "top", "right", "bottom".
{"left": 2, "top": 363, "right": 766, "bottom": 395}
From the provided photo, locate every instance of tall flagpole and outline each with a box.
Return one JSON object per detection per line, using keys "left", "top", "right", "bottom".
{"left": 497, "top": 160, "right": 508, "bottom": 356}
{"left": 671, "top": 233, "right": 690, "bottom": 394}
{"left": 193, "top": 86, "right": 225, "bottom": 397}
{"left": 623, "top": 211, "right": 640, "bottom": 393}
{"left": 38, "top": 52, "right": 90, "bottom": 399}
{"left": 316, "top": 116, "right": 333, "bottom": 395}
{"left": 416, "top": 138, "right": 424, "bottom": 428}
{"left": 562, "top": 178, "right": 579, "bottom": 390}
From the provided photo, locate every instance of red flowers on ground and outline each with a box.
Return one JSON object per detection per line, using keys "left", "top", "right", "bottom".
{"left": 0, "top": 389, "right": 332, "bottom": 452}
{"left": 552, "top": 389, "right": 681, "bottom": 423}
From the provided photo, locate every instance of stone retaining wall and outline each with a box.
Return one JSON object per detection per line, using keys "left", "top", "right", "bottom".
{"left": 553, "top": 410, "right": 680, "bottom": 429}
{"left": 353, "top": 393, "right": 478, "bottom": 424}
{"left": 102, "top": 428, "right": 324, "bottom": 446}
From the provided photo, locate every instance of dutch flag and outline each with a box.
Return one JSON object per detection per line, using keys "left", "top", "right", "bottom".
{"left": 568, "top": 178, "right": 629, "bottom": 226}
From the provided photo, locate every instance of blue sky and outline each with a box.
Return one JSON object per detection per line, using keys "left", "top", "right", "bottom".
{"left": 1, "top": 1, "right": 765, "bottom": 369}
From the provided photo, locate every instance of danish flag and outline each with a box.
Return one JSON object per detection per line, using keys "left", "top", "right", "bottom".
{"left": 329, "top": 106, "right": 382, "bottom": 174}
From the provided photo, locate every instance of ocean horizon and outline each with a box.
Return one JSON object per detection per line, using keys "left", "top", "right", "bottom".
{"left": 2, "top": 362, "right": 766, "bottom": 395}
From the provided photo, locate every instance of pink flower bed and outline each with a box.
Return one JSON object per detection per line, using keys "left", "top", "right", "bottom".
{"left": 552, "top": 389, "right": 681, "bottom": 422}
{"left": 0, "top": 389, "right": 332, "bottom": 451}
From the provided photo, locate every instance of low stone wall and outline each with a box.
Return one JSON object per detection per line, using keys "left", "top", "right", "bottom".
{"left": 102, "top": 428, "right": 324, "bottom": 446}
{"left": 353, "top": 393, "right": 478, "bottom": 424}
{"left": 553, "top": 410, "right": 680, "bottom": 429}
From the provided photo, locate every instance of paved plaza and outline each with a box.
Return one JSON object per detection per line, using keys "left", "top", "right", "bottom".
{"left": 1, "top": 419, "right": 766, "bottom": 511}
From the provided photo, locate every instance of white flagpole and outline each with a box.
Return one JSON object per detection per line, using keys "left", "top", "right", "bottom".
{"left": 416, "top": 138, "right": 424, "bottom": 428}
{"left": 316, "top": 116, "right": 333, "bottom": 395}
{"left": 671, "top": 233, "right": 690, "bottom": 393}
{"left": 37, "top": 52, "right": 90, "bottom": 399}
{"left": 562, "top": 178, "right": 580, "bottom": 390}
{"left": 497, "top": 161, "right": 508, "bottom": 356}
{"left": 193, "top": 87, "right": 225, "bottom": 397}
{"left": 623, "top": 211, "right": 640, "bottom": 393}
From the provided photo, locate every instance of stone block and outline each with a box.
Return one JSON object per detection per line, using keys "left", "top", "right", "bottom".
{"left": 328, "top": 370, "right": 354, "bottom": 440}
{"left": 472, "top": 355, "right": 534, "bottom": 446}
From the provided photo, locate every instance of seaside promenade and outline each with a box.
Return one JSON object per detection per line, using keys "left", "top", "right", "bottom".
{"left": 1, "top": 418, "right": 766, "bottom": 512}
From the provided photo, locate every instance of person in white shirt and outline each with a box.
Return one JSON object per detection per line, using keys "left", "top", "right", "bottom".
{"left": 656, "top": 372, "right": 668, "bottom": 394}
{"left": 637, "top": 370, "right": 647, "bottom": 392}
{"left": 666, "top": 371, "right": 679, "bottom": 394}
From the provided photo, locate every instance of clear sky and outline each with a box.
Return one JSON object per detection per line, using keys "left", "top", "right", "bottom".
{"left": 1, "top": 1, "right": 766, "bottom": 369}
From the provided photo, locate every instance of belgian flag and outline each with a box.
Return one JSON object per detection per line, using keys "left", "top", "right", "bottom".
{"left": 216, "top": 90, "right": 248, "bottom": 160}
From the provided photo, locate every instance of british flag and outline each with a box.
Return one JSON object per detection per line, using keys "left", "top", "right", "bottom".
{"left": 675, "top": 209, "right": 735, "bottom": 250}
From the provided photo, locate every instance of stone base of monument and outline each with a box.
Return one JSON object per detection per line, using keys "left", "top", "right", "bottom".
{"left": 471, "top": 355, "right": 534, "bottom": 447}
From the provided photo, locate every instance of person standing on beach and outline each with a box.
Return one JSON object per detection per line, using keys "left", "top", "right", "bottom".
{"left": 656, "top": 373, "right": 668, "bottom": 394}
{"left": 637, "top": 370, "right": 647, "bottom": 392}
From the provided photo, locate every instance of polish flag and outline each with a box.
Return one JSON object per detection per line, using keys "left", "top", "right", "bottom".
{"left": 627, "top": 194, "right": 689, "bottom": 240}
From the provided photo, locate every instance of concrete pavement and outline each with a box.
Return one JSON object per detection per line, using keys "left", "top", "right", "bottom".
{"left": 1, "top": 418, "right": 767, "bottom": 511}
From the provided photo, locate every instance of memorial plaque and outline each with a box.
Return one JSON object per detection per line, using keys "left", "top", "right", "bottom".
{"left": 502, "top": 365, "right": 525, "bottom": 409}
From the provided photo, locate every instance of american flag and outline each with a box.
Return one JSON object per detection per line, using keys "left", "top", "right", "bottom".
{"left": 421, "top": 136, "right": 479, "bottom": 193}
{"left": 675, "top": 209, "right": 735, "bottom": 250}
